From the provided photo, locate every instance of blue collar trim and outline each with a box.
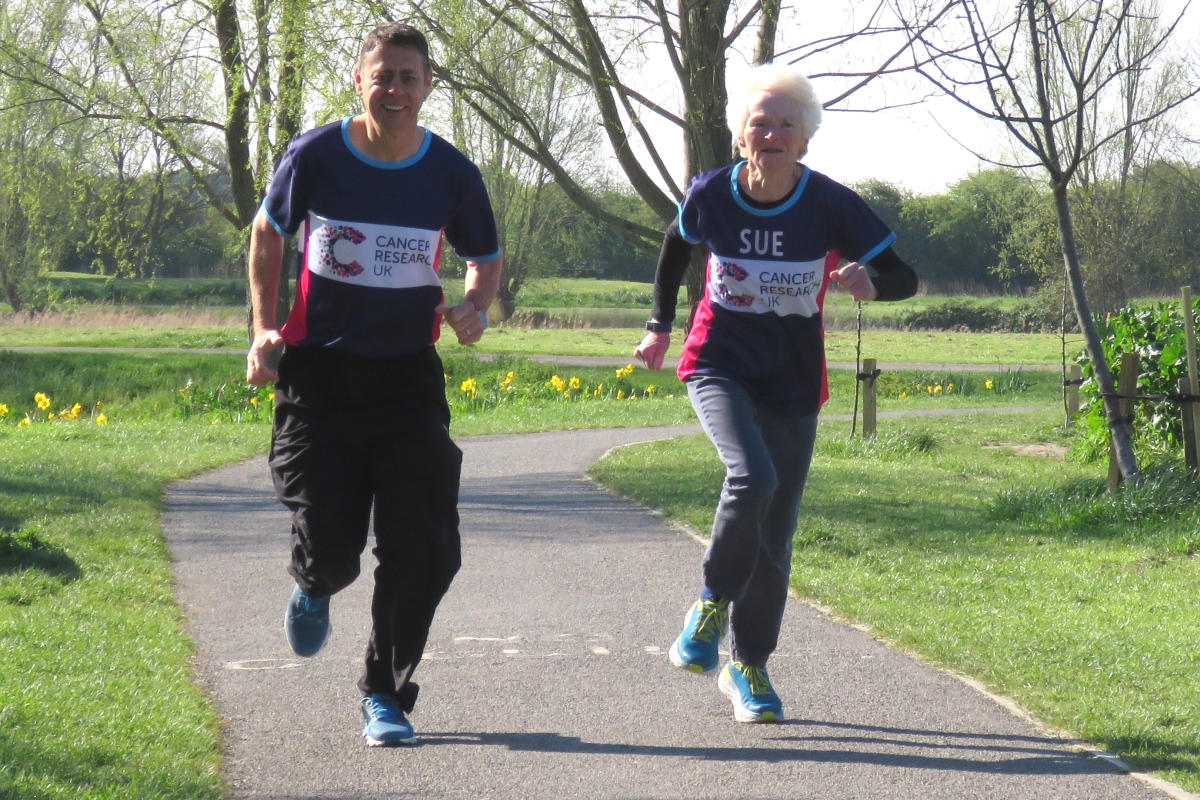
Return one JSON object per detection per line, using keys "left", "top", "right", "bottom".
{"left": 730, "top": 162, "right": 808, "bottom": 216}
{"left": 341, "top": 117, "right": 431, "bottom": 169}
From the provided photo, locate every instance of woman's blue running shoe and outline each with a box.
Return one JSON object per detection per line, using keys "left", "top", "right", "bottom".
{"left": 668, "top": 597, "right": 729, "bottom": 674}
{"left": 719, "top": 661, "right": 783, "bottom": 723}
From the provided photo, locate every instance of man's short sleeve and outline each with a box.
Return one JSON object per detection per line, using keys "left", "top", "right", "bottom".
{"left": 262, "top": 143, "right": 313, "bottom": 238}
{"left": 444, "top": 173, "right": 501, "bottom": 261}
{"left": 830, "top": 184, "right": 896, "bottom": 264}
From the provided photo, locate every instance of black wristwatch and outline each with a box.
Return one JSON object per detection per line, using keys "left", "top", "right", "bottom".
{"left": 645, "top": 319, "right": 672, "bottom": 333}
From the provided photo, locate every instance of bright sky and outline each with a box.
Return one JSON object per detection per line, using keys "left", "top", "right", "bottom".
{"left": 628, "top": 0, "right": 1198, "bottom": 197}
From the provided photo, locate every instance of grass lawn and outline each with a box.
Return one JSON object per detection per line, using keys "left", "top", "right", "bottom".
{"left": 442, "top": 327, "right": 1077, "bottom": 365}
{"left": 589, "top": 410, "right": 1200, "bottom": 791}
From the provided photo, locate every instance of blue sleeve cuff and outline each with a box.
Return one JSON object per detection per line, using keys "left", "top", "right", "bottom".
{"left": 676, "top": 205, "right": 700, "bottom": 245}
{"left": 859, "top": 232, "right": 897, "bottom": 265}
{"left": 262, "top": 205, "right": 292, "bottom": 239}
{"left": 458, "top": 248, "right": 503, "bottom": 263}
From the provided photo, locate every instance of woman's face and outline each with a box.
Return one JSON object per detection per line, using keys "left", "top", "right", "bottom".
{"left": 738, "top": 90, "right": 808, "bottom": 173}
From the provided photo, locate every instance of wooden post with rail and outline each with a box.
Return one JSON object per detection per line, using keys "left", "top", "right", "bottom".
{"left": 1065, "top": 365, "right": 1081, "bottom": 425}
{"left": 1182, "top": 287, "right": 1199, "bottom": 472}
{"left": 862, "top": 358, "right": 878, "bottom": 438}
{"left": 1107, "top": 352, "right": 1139, "bottom": 492}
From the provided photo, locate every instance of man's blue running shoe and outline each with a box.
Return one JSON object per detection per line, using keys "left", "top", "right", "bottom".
{"left": 668, "top": 597, "right": 729, "bottom": 674}
{"left": 362, "top": 693, "right": 417, "bottom": 746}
{"left": 718, "top": 661, "right": 783, "bottom": 723}
{"left": 284, "top": 584, "right": 331, "bottom": 657}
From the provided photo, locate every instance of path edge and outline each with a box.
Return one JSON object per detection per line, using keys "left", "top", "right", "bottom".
{"left": 586, "top": 441, "right": 1200, "bottom": 800}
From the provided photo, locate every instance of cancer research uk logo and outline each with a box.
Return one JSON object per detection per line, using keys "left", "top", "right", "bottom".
{"left": 316, "top": 224, "right": 367, "bottom": 278}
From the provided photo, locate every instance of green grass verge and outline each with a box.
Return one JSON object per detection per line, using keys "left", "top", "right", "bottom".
{"left": 588, "top": 410, "right": 1200, "bottom": 791}
{"left": 440, "top": 328, "right": 1076, "bottom": 365}
{"left": 0, "top": 326, "right": 246, "bottom": 350}
{"left": 0, "top": 421, "right": 267, "bottom": 799}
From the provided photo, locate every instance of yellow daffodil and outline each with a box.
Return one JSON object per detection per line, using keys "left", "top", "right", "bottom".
{"left": 34, "top": 392, "right": 50, "bottom": 410}
{"left": 985, "top": 379, "right": 994, "bottom": 390}
{"left": 568, "top": 376, "right": 581, "bottom": 390}
{"left": 615, "top": 364, "right": 635, "bottom": 378}
{"left": 0, "top": 403, "right": 8, "bottom": 417}
{"left": 249, "top": 397, "right": 259, "bottom": 405}
{"left": 460, "top": 378, "right": 478, "bottom": 394}
{"left": 268, "top": 392, "right": 275, "bottom": 402}
{"left": 899, "top": 391, "right": 908, "bottom": 399}
{"left": 500, "top": 372, "right": 515, "bottom": 390}
{"left": 616, "top": 390, "right": 625, "bottom": 399}
{"left": 95, "top": 401, "right": 103, "bottom": 408}
{"left": 947, "top": 383, "right": 954, "bottom": 391}
{"left": 593, "top": 383, "right": 603, "bottom": 398}
{"left": 18, "top": 417, "right": 30, "bottom": 427}
{"left": 645, "top": 385, "right": 656, "bottom": 395}
{"left": 933, "top": 385, "right": 942, "bottom": 394}
{"left": 95, "top": 413, "right": 107, "bottom": 425}
{"left": 549, "top": 375, "right": 566, "bottom": 392}
{"left": 47, "top": 412, "right": 56, "bottom": 420}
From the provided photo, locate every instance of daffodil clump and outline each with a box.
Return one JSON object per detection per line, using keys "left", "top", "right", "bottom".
{"left": 864, "top": 371, "right": 1030, "bottom": 401}
{"left": 175, "top": 377, "right": 274, "bottom": 422}
{"left": 447, "top": 363, "right": 666, "bottom": 412}
{"left": 1, "top": 393, "right": 108, "bottom": 426}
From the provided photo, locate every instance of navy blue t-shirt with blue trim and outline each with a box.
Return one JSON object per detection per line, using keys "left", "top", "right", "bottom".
{"left": 677, "top": 162, "right": 895, "bottom": 413}
{"left": 263, "top": 118, "right": 500, "bottom": 358}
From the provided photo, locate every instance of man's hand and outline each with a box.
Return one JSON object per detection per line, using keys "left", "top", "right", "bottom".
{"left": 634, "top": 331, "right": 671, "bottom": 371}
{"left": 247, "top": 329, "right": 285, "bottom": 385}
{"left": 437, "top": 301, "right": 485, "bottom": 345}
{"left": 830, "top": 262, "right": 878, "bottom": 302}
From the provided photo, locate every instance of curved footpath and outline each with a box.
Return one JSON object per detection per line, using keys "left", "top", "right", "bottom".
{"left": 162, "top": 421, "right": 1184, "bottom": 800}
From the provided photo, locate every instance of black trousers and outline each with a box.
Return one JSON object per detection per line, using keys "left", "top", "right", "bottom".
{"left": 269, "top": 345, "right": 462, "bottom": 707}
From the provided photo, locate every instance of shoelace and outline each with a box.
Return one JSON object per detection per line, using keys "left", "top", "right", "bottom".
{"left": 692, "top": 600, "right": 729, "bottom": 643}
{"left": 297, "top": 593, "right": 328, "bottom": 619}
{"left": 364, "top": 695, "right": 401, "bottom": 724}
{"left": 737, "top": 663, "right": 772, "bottom": 696}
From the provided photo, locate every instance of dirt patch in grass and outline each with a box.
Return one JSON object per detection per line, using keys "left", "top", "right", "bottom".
{"left": 983, "top": 442, "right": 1068, "bottom": 459}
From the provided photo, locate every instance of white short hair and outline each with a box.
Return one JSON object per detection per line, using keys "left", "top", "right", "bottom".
{"left": 726, "top": 63, "right": 822, "bottom": 145}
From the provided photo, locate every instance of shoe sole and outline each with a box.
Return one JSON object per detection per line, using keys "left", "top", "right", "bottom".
{"left": 364, "top": 732, "right": 418, "bottom": 747}
{"left": 718, "top": 669, "right": 783, "bottom": 724}
{"left": 668, "top": 639, "right": 718, "bottom": 675}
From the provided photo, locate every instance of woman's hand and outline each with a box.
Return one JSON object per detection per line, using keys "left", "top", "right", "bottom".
{"left": 830, "top": 262, "right": 878, "bottom": 302}
{"left": 634, "top": 331, "right": 671, "bottom": 371}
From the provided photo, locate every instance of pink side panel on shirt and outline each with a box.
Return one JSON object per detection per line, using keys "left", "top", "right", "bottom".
{"left": 676, "top": 253, "right": 717, "bottom": 382}
{"left": 816, "top": 250, "right": 841, "bottom": 407}
{"left": 430, "top": 232, "right": 446, "bottom": 345}
{"left": 280, "top": 217, "right": 311, "bottom": 345}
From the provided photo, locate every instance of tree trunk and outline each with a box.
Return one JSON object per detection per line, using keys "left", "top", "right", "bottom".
{"left": 755, "top": 0, "right": 781, "bottom": 64}
{"left": 679, "top": 0, "right": 732, "bottom": 305}
{"left": 1052, "top": 184, "right": 1141, "bottom": 483}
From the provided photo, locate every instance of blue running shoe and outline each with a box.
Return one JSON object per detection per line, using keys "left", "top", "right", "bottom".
{"left": 718, "top": 661, "right": 783, "bottom": 723}
{"left": 361, "top": 693, "right": 417, "bottom": 746}
{"left": 668, "top": 597, "right": 729, "bottom": 674}
{"left": 284, "top": 584, "right": 331, "bottom": 657}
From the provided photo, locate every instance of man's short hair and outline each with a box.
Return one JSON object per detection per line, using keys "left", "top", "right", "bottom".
{"left": 358, "top": 22, "right": 430, "bottom": 74}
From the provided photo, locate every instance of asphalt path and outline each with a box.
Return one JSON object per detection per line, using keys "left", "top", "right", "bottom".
{"left": 163, "top": 423, "right": 1171, "bottom": 800}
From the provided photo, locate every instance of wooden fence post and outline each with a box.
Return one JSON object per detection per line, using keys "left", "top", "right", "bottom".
{"left": 1180, "top": 377, "right": 1198, "bottom": 473}
{"left": 1066, "top": 364, "right": 1081, "bottom": 426}
{"left": 1183, "top": 287, "right": 1199, "bottom": 470}
{"left": 1108, "top": 352, "right": 1139, "bottom": 492}
{"left": 862, "top": 357, "right": 877, "bottom": 439}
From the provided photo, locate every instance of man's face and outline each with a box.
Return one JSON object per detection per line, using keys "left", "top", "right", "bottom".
{"left": 353, "top": 45, "right": 432, "bottom": 133}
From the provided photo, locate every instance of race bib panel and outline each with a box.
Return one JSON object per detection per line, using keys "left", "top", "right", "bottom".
{"left": 708, "top": 253, "right": 825, "bottom": 317}
{"left": 304, "top": 212, "right": 442, "bottom": 289}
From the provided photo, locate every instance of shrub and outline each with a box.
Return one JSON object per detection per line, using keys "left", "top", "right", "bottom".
{"left": 1075, "top": 300, "right": 1199, "bottom": 459}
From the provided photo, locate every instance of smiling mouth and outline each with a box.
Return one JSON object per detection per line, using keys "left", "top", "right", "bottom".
{"left": 381, "top": 103, "right": 406, "bottom": 112}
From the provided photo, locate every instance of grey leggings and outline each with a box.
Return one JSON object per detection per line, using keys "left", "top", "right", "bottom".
{"left": 687, "top": 375, "right": 818, "bottom": 668}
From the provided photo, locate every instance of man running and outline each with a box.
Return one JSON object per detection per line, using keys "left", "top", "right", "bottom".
{"left": 245, "top": 22, "right": 502, "bottom": 747}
